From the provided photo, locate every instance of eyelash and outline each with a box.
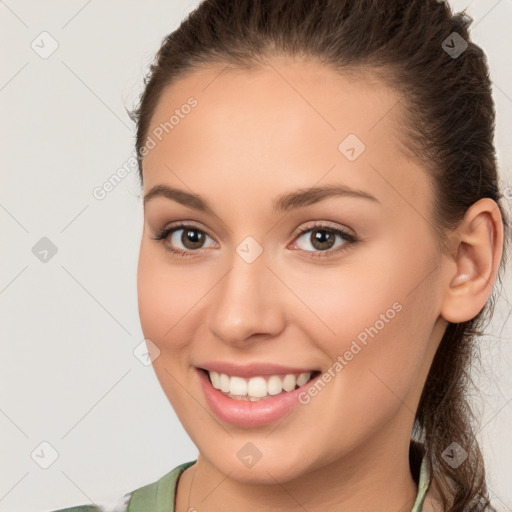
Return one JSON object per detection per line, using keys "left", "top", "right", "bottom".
{"left": 150, "top": 222, "right": 358, "bottom": 259}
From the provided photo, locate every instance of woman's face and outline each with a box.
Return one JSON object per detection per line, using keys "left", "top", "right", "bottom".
{"left": 137, "top": 58, "right": 449, "bottom": 482}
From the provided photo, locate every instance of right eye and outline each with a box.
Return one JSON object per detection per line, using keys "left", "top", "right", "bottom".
{"left": 151, "top": 223, "right": 217, "bottom": 257}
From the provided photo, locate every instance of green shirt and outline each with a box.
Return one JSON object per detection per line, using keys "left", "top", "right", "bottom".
{"left": 48, "top": 453, "right": 430, "bottom": 512}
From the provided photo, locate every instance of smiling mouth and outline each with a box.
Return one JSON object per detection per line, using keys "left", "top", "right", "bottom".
{"left": 199, "top": 368, "right": 321, "bottom": 402}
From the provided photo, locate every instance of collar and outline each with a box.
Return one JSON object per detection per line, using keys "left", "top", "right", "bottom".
{"left": 411, "top": 454, "right": 430, "bottom": 512}
{"left": 127, "top": 447, "right": 431, "bottom": 511}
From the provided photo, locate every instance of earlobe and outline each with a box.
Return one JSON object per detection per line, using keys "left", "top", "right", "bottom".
{"left": 440, "top": 198, "right": 504, "bottom": 324}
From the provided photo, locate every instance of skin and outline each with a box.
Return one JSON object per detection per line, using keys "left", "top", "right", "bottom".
{"left": 136, "top": 57, "right": 503, "bottom": 512}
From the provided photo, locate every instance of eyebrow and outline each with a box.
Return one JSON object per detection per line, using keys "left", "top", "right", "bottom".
{"left": 143, "top": 183, "right": 379, "bottom": 215}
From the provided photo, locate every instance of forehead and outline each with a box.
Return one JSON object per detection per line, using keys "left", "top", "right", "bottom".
{"left": 142, "top": 58, "right": 430, "bottom": 214}
{"left": 145, "top": 58, "right": 404, "bottom": 154}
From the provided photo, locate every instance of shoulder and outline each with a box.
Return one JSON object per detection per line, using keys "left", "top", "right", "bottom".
{"left": 45, "top": 460, "right": 196, "bottom": 512}
{"left": 45, "top": 492, "right": 132, "bottom": 512}
{"left": 48, "top": 508, "right": 104, "bottom": 512}
{"left": 46, "top": 507, "right": 117, "bottom": 512}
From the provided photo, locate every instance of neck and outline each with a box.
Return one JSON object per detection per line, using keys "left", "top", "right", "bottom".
{"left": 176, "top": 415, "right": 420, "bottom": 512}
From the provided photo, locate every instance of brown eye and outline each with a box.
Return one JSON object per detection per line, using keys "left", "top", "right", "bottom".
{"left": 292, "top": 224, "right": 357, "bottom": 258}
{"left": 151, "top": 223, "right": 217, "bottom": 257}
{"left": 308, "top": 228, "right": 337, "bottom": 251}
{"left": 180, "top": 228, "right": 206, "bottom": 249}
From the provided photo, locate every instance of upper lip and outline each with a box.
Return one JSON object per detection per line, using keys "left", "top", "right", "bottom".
{"left": 197, "top": 361, "right": 320, "bottom": 378}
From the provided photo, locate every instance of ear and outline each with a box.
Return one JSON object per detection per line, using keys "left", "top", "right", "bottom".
{"left": 441, "top": 198, "right": 504, "bottom": 324}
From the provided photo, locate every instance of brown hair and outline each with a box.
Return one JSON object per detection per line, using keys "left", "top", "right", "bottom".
{"left": 129, "top": 1, "right": 511, "bottom": 510}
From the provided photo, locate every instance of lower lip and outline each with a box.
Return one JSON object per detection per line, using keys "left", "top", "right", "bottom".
{"left": 196, "top": 368, "right": 320, "bottom": 428}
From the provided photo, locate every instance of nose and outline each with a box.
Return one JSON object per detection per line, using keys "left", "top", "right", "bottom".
{"left": 207, "top": 247, "right": 286, "bottom": 346}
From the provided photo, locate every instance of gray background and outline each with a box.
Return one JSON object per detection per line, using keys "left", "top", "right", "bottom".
{"left": 1, "top": 1, "right": 511, "bottom": 511}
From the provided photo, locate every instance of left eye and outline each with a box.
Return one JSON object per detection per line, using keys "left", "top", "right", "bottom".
{"left": 292, "top": 225, "right": 355, "bottom": 255}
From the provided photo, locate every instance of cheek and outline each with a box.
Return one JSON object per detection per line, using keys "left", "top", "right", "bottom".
{"left": 287, "top": 243, "right": 438, "bottom": 403}
{"left": 137, "top": 252, "right": 167, "bottom": 341}
{"left": 281, "top": 257, "right": 405, "bottom": 351}
{"left": 298, "top": 231, "right": 438, "bottom": 354}
{"left": 325, "top": 294, "right": 434, "bottom": 451}
{"left": 137, "top": 245, "right": 187, "bottom": 347}
{"left": 137, "top": 243, "right": 216, "bottom": 352}
{"left": 136, "top": 247, "right": 199, "bottom": 416}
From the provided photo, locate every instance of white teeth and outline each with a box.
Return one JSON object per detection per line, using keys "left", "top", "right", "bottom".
{"left": 229, "top": 376, "right": 247, "bottom": 396}
{"left": 207, "top": 370, "right": 314, "bottom": 400}
{"left": 209, "top": 370, "right": 220, "bottom": 389}
{"left": 247, "top": 376, "right": 267, "bottom": 397}
{"left": 219, "top": 373, "right": 230, "bottom": 393}
{"left": 267, "top": 375, "right": 283, "bottom": 395}
{"left": 282, "top": 374, "right": 296, "bottom": 392}
{"left": 296, "top": 372, "right": 310, "bottom": 387}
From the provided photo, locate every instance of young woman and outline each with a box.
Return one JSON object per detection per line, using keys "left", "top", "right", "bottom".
{"left": 50, "top": 0, "right": 510, "bottom": 511}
